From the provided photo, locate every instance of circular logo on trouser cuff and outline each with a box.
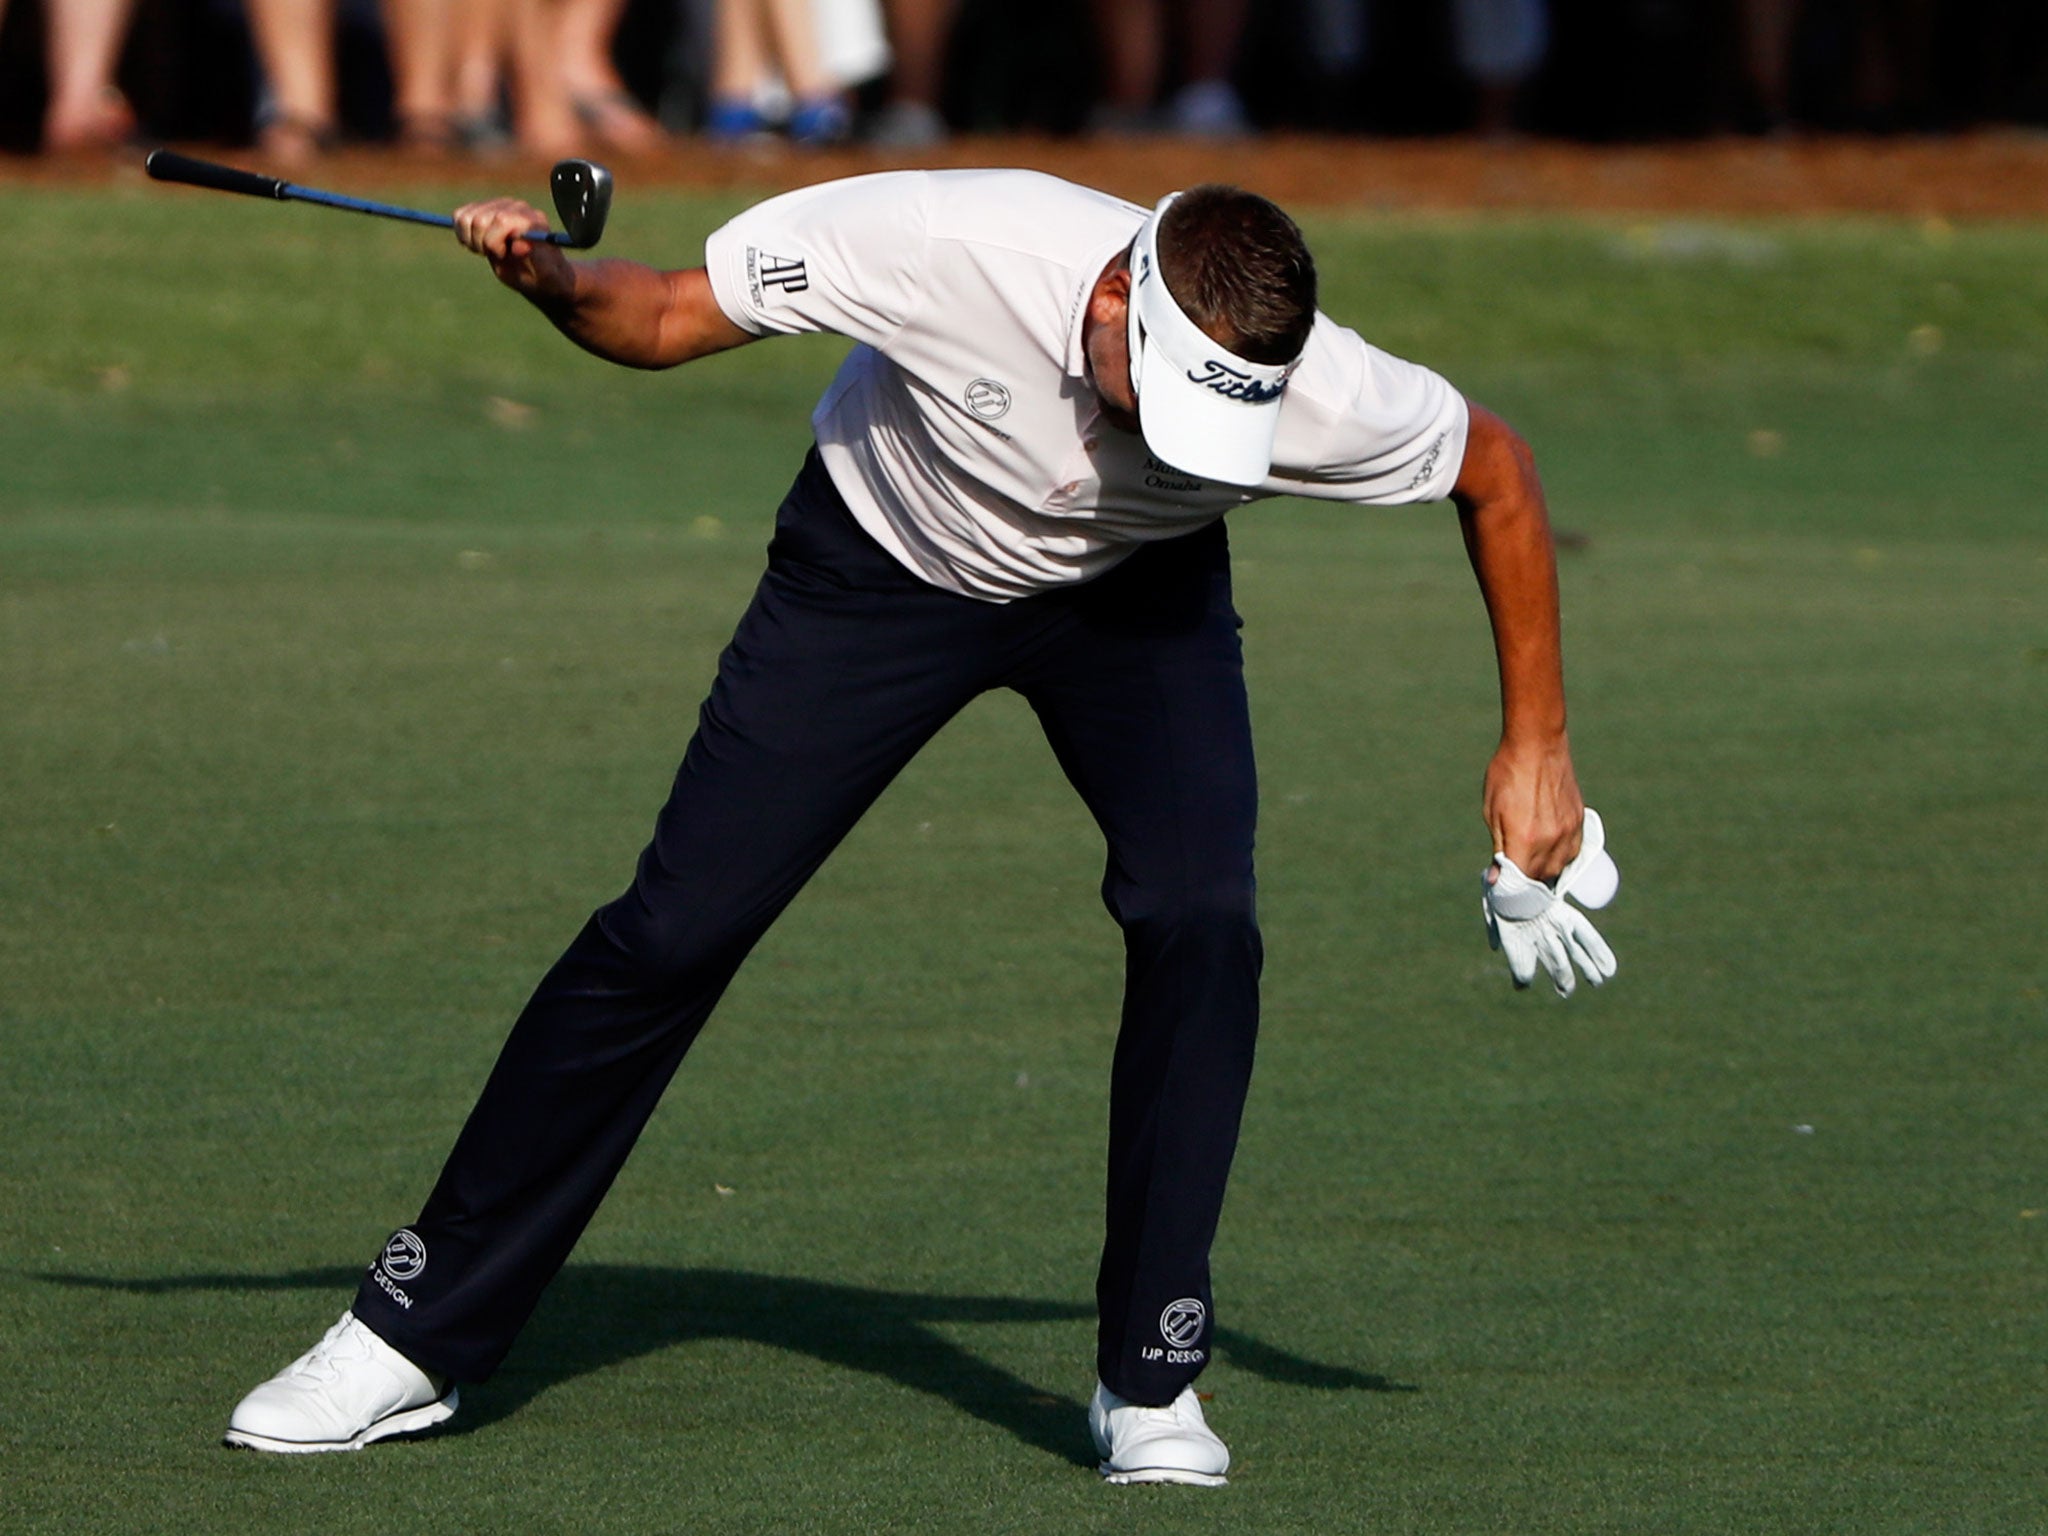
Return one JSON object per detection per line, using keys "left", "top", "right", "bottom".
{"left": 1159, "top": 1297, "right": 1207, "bottom": 1349}
{"left": 381, "top": 1229, "right": 427, "bottom": 1281}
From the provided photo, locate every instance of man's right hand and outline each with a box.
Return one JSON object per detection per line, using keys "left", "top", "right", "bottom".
{"left": 453, "top": 198, "right": 575, "bottom": 305}
{"left": 446, "top": 211, "right": 751, "bottom": 371}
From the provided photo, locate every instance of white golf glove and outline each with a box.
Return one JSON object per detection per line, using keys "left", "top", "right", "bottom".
{"left": 1482, "top": 806, "right": 1620, "bottom": 997}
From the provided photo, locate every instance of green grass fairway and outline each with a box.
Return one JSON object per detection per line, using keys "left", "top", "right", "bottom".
{"left": 2, "top": 180, "right": 2043, "bottom": 1534}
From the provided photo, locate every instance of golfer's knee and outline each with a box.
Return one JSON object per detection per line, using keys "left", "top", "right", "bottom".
{"left": 586, "top": 901, "right": 742, "bottom": 997}
{"left": 1108, "top": 873, "right": 1259, "bottom": 951}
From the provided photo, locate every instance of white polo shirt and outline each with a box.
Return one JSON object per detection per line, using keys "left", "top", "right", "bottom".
{"left": 704, "top": 169, "right": 1468, "bottom": 602}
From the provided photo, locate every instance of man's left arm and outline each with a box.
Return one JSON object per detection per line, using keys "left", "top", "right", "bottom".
{"left": 1451, "top": 401, "right": 1585, "bottom": 881}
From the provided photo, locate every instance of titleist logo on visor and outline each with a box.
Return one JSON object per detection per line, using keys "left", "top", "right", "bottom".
{"left": 1186, "top": 358, "right": 1289, "bottom": 404}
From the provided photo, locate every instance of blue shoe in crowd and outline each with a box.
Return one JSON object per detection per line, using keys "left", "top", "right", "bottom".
{"left": 788, "top": 96, "right": 852, "bottom": 145}
{"left": 704, "top": 99, "right": 770, "bottom": 142}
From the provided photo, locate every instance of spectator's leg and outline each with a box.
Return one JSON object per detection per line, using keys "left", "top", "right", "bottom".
{"left": 707, "top": 0, "right": 769, "bottom": 134}
{"left": 42, "top": 0, "right": 140, "bottom": 150}
{"left": 246, "top": 0, "right": 339, "bottom": 162}
{"left": 559, "top": 0, "right": 668, "bottom": 149}
{"left": 869, "top": 0, "right": 955, "bottom": 145}
{"left": 1452, "top": 0, "right": 1548, "bottom": 136}
{"left": 450, "top": 0, "right": 512, "bottom": 148}
{"left": 764, "top": 0, "right": 846, "bottom": 140}
{"left": 385, "top": 0, "right": 457, "bottom": 149}
{"left": 1167, "top": 0, "right": 1250, "bottom": 136}
{"left": 1738, "top": 0, "right": 1799, "bottom": 130}
{"left": 1090, "top": 0, "right": 1162, "bottom": 132}
{"left": 506, "top": 0, "right": 579, "bottom": 154}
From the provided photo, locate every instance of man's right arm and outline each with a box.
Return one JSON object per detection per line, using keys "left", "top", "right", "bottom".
{"left": 453, "top": 197, "right": 755, "bottom": 370}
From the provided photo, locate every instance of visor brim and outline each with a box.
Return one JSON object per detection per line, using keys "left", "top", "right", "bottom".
{"left": 1134, "top": 333, "right": 1284, "bottom": 487}
{"left": 1124, "top": 193, "right": 1294, "bottom": 488}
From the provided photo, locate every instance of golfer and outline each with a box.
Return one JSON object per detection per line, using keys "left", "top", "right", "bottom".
{"left": 224, "top": 168, "right": 1616, "bottom": 1484}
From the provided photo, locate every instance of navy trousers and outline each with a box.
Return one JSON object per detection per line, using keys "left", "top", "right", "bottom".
{"left": 353, "top": 449, "right": 1263, "bottom": 1406}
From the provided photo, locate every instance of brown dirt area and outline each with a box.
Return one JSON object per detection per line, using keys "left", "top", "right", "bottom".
{"left": 10, "top": 131, "right": 2048, "bottom": 218}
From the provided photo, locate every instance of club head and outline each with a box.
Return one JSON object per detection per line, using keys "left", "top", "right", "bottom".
{"left": 550, "top": 160, "right": 613, "bottom": 249}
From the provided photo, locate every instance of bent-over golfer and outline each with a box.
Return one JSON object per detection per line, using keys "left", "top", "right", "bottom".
{"left": 225, "top": 168, "right": 1618, "bottom": 1484}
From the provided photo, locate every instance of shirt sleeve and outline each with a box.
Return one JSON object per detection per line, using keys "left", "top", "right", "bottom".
{"left": 703, "top": 171, "right": 934, "bottom": 349}
{"left": 1265, "top": 315, "right": 1471, "bottom": 506}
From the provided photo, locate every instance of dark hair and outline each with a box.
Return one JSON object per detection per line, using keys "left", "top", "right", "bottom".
{"left": 1156, "top": 185, "right": 1318, "bottom": 365}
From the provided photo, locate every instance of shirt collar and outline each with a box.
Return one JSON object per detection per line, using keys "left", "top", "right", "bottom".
{"left": 1064, "top": 227, "right": 1144, "bottom": 383}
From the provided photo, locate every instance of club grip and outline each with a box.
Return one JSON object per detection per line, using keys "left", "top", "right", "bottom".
{"left": 145, "top": 150, "right": 287, "bottom": 201}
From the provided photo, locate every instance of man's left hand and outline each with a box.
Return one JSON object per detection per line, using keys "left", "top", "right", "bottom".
{"left": 1483, "top": 807, "right": 1620, "bottom": 996}
{"left": 1483, "top": 732, "right": 1584, "bottom": 879}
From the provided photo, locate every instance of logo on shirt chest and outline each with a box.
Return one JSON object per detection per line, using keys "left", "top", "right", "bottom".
{"left": 964, "top": 378, "right": 1012, "bottom": 420}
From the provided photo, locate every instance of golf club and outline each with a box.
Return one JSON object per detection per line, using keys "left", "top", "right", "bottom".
{"left": 143, "top": 150, "right": 614, "bottom": 250}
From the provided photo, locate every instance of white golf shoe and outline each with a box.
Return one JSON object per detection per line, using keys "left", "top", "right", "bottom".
{"left": 224, "top": 1311, "right": 457, "bottom": 1453}
{"left": 1089, "top": 1381, "right": 1230, "bottom": 1486}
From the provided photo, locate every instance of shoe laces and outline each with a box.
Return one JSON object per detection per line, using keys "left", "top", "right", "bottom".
{"left": 1148, "top": 1390, "right": 1206, "bottom": 1430}
{"left": 287, "top": 1316, "right": 375, "bottom": 1385}
{"left": 1106, "top": 1385, "right": 1208, "bottom": 1437}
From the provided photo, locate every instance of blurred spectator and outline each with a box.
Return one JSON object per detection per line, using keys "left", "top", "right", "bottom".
{"left": 1452, "top": 0, "right": 1547, "bottom": 135}
{"left": 706, "top": 0, "right": 835, "bottom": 140}
{"left": 440, "top": 0, "right": 581, "bottom": 156}
{"left": 1809, "top": 0, "right": 1938, "bottom": 129}
{"left": 1734, "top": 0, "right": 1800, "bottom": 131}
{"left": 706, "top": 0, "right": 886, "bottom": 143}
{"left": 383, "top": 0, "right": 458, "bottom": 149}
{"left": 242, "top": 0, "right": 471, "bottom": 158}
{"left": 502, "top": 0, "right": 582, "bottom": 154}
{"left": 557, "top": 0, "right": 666, "bottom": 148}
{"left": 242, "top": 0, "right": 342, "bottom": 160}
{"left": 1090, "top": 0, "right": 1251, "bottom": 137}
{"left": 238, "top": 0, "right": 662, "bottom": 162}
{"left": 4, "top": 0, "right": 2047, "bottom": 154}
{"left": 1297, "top": 0, "right": 1365, "bottom": 88}
{"left": 1282, "top": 0, "right": 1369, "bottom": 128}
{"left": 1729, "top": 0, "right": 1949, "bottom": 132}
{"left": 446, "top": 0, "right": 514, "bottom": 148}
{"left": 866, "top": 0, "right": 951, "bottom": 146}
{"left": 1, "top": 0, "right": 140, "bottom": 149}
{"left": 1286, "top": 0, "right": 1543, "bottom": 135}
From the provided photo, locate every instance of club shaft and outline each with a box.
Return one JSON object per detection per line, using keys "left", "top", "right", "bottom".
{"left": 282, "top": 184, "right": 572, "bottom": 244}
{"left": 282, "top": 183, "right": 453, "bottom": 229}
{"left": 146, "top": 150, "right": 570, "bottom": 245}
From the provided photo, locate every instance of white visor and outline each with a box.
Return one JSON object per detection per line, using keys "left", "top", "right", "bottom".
{"left": 1125, "top": 192, "right": 1300, "bottom": 487}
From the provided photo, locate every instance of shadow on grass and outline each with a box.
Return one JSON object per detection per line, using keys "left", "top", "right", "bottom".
{"left": 40, "top": 1264, "right": 1413, "bottom": 1466}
